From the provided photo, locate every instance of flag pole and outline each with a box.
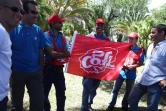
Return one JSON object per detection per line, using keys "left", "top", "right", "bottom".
{"left": 65, "top": 31, "right": 77, "bottom": 73}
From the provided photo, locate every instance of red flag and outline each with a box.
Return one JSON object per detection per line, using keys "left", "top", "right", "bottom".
{"left": 66, "top": 33, "right": 131, "bottom": 81}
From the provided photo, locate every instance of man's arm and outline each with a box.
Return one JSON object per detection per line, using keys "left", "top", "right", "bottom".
{"left": 44, "top": 46, "right": 70, "bottom": 59}
{"left": 39, "top": 49, "right": 44, "bottom": 69}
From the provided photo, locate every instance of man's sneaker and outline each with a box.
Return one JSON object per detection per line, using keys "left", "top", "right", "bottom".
{"left": 105, "top": 106, "right": 114, "bottom": 111}
{"left": 88, "top": 105, "right": 94, "bottom": 111}
{"left": 122, "top": 107, "right": 128, "bottom": 111}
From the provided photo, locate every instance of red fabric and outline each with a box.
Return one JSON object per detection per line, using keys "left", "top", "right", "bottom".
{"left": 46, "top": 31, "right": 68, "bottom": 66}
{"left": 66, "top": 34, "right": 131, "bottom": 81}
{"left": 123, "top": 48, "right": 143, "bottom": 70}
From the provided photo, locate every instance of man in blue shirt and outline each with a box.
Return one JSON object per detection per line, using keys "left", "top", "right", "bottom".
{"left": 106, "top": 33, "right": 144, "bottom": 111}
{"left": 10, "top": 1, "right": 44, "bottom": 111}
{"left": 128, "top": 24, "right": 166, "bottom": 111}
{"left": 81, "top": 18, "right": 110, "bottom": 111}
{"left": 43, "top": 14, "right": 70, "bottom": 111}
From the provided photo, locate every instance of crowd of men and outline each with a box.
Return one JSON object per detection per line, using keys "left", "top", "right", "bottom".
{"left": 0, "top": 0, "right": 166, "bottom": 111}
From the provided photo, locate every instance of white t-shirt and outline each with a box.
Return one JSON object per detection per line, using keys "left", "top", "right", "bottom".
{"left": 0, "top": 24, "right": 12, "bottom": 101}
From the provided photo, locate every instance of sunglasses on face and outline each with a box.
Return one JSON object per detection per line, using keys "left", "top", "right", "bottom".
{"left": 29, "top": 10, "right": 38, "bottom": 14}
{"left": 3, "top": 6, "right": 25, "bottom": 15}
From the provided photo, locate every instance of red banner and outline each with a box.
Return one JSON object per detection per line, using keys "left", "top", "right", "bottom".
{"left": 66, "top": 33, "right": 131, "bottom": 81}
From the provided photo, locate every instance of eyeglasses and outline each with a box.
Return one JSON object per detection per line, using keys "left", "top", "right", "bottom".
{"left": 3, "top": 6, "right": 25, "bottom": 15}
{"left": 29, "top": 10, "right": 38, "bottom": 14}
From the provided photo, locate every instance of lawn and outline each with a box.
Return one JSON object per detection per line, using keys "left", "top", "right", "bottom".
{"left": 7, "top": 66, "right": 166, "bottom": 111}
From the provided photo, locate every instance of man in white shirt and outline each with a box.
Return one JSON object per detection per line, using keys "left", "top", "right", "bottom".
{"left": 0, "top": 0, "right": 23, "bottom": 110}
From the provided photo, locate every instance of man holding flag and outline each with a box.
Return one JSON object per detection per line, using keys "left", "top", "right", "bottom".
{"left": 81, "top": 18, "right": 110, "bottom": 111}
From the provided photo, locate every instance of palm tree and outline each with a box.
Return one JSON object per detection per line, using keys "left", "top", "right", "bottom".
{"left": 135, "top": 18, "right": 155, "bottom": 49}
{"left": 36, "top": 0, "right": 53, "bottom": 31}
{"left": 151, "top": 3, "right": 166, "bottom": 24}
{"left": 47, "top": 0, "right": 93, "bottom": 35}
{"left": 89, "top": 1, "right": 118, "bottom": 37}
{"left": 112, "top": 0, "right": 150, "bottom": 42}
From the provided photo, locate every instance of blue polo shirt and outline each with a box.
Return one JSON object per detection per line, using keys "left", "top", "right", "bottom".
{"left": 10, "top": 22, "right": 44, "bottom": 73}
{"left": 44, "top": 29, "right": 68, "bottom": 61}
{"left": 87, "top": 32, "right": 107, "bottom": 40}
{"left": 137, "top": 40, "right": 166, "bottom": 85}
{"left": 119, "top": 45, "right": 145, "bottom": 79}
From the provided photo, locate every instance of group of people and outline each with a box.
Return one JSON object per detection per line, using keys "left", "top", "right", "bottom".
{"left": 0, "top": 0, "right": 166, "bottom": 111}
{"left": 0, "top": 0, "right": 70, "bottom": 111}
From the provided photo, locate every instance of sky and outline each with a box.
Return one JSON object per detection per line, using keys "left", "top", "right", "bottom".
{"left": 148, "top": 0, "right": 166, "bottom": 9}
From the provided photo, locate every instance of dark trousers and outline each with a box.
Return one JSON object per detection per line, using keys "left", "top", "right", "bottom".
{"left": 0, "top": 96, "right": 8, "bottom": 111}
{"left": 128, "top": 82, "right": 163, "bottom": 111}
{"left": 10, "top": 69, "right": 44, "bottom": 111}
{"left": 108, "top": 77, "right": 135, "bottom": 108}
{"left": 81, "top": 78, "right": 100, "bottom": 110}
{"left": 43, "top": 65, "right": 66, "bottom": 111}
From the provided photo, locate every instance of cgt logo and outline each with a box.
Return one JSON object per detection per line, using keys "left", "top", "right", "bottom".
{"left": 79, "top": 47, "right": 118, "bottom": 74}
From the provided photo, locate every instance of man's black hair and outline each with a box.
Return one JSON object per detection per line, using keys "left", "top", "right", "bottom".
{"left": 23, "top": 0, "right": 37, "bottom": 13}
{"left": 153, "top": 24, "right": 166, "bottom": 36}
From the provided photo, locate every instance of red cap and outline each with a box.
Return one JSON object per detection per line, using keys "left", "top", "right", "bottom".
{"left": 128, "top": 32, "right": 139, "bottom": 38}
{"left": 48, "top": 14, "right": 65, "bottom": 25}
{"left": 95, "top": 18, "right": 105, "bottom": 24}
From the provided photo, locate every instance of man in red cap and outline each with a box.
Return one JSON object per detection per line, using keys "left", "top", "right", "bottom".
{"left": 106, "top": 32, "right": 145, "bottom": 111}
{"left": 81, "top": 18, "right": 110, "bottom": 111}
{"left": 43, "top": 14, "right": 70, "bottom": 111}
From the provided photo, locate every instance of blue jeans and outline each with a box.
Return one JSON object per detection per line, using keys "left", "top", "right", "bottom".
{"left": 108, "top": 76, "right": 135, "bottom": 108}
{"left": 81, "top": 78, "right": 100, "bottom": 110}
{"left": 43, "top": 65, "right": 66, "bottom": 111}
{"left": 128, "top": 82, "right": 163, "bottom": 111}
{"left": 0, "top": 96, "right": 8, "bottom": 111}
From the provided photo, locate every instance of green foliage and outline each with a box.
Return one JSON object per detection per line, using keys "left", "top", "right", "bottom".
{"left": 89, "top": 1, "right": 117, "bottom": 37}
{"left": 112, "top": 0, "right": 150, "bottom": 43}
{"left": 48, "top": 0, "right": 93, "bottom": 36}
{"left": 36, "top": 0, "right": 53, "bottom": 31}
{"left": 135, "top": 18, "right": 155, "bottom": 49}
{"left": 62, "top": 23, "right": 74, "bottom": 37}
{"left": 151, "top": 3, "right": 166, "bottom": 24}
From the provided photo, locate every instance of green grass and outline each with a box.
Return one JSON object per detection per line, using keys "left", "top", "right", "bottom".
{"left": 7, "top": 66, "right": 166, "bottom": 111}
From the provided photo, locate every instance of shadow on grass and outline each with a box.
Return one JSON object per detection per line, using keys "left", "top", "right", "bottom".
{"left": 7, "top": 99, "right": 29, "bottom": 111}
{"left": 66, "top": 106, "right": 162, "bottom": 111}
{"left": 99, "top": 80, "right": 166, "bottom": 110}
{"left": 66, "top": 106, "right": 122, "bottom": 111}
{"left": 99, "top": 80, "right": 148, "bottom": 103}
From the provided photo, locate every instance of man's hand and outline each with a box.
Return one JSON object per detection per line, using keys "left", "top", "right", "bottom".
{"left": 159, "top": 80, "right": 166, "bottom": 87}
{"left": 127, "top": 65, "right": 136, "bottom": 70}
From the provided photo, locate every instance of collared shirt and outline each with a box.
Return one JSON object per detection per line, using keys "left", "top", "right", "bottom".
{"left": 137, "top": 40, "right": 166, "bottom": 86}
{"left": 119, "top": 45, "right": 145, "bottom": 79}
{"left": 10, "top": 22, "right": 44, "bottom": 73}
{"left": 0, "top": 24, "right": 12, "bottom": 101}
{"left": 87, "top": 32, "right": 107, "bottom": 40}
{"left": 44, "top": 29, "right": 68, "bottom": 61}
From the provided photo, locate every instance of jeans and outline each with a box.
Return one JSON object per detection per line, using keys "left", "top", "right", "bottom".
{"left": 108, "top": 76, "right": 135, "bottom": 108}
{"left": 0, "top": 96, "right": 8, "bottom": 111}
{"left": 10, "top": 69, "right": 44, "bottom": 111}
{"left": 128, "top": 82, "right": 163, "bottom": 111}
{"left": 81, "top": 77, "right": 100, "bottom": 110}
{"left": 43, "top": 65, "right": 66, "bottom": 111}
